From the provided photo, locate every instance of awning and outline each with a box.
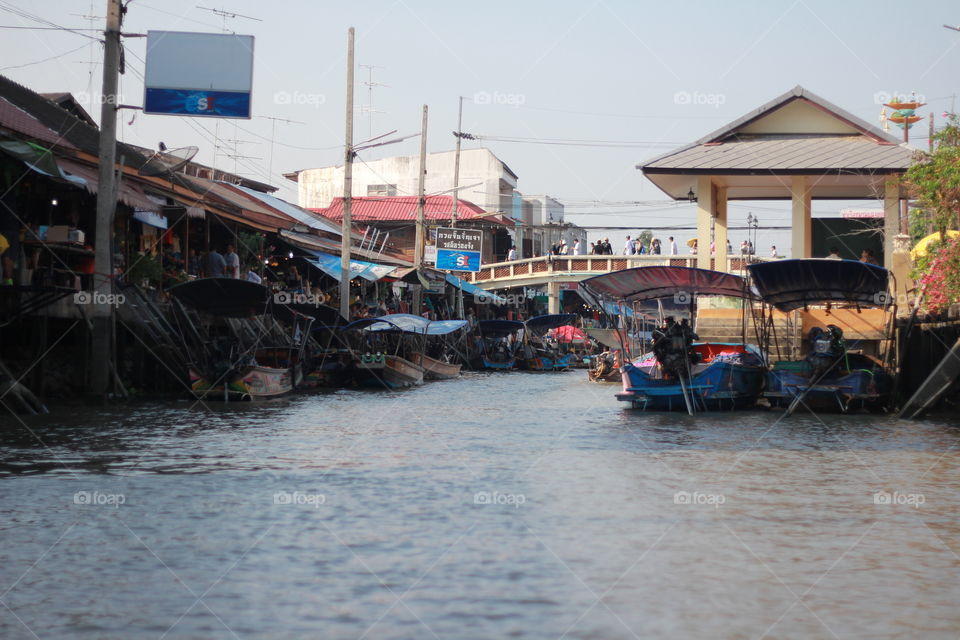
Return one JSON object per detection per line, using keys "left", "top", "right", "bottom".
{"left": 526, "top": 313, "right": 578, "bottom": 332}
{"left": 747, "top": 259, "right": 890, "bottom": 311}
{"left": 0, "top": 139, "right": 86, "bottom": 187}
{"left": 133, "top": 209, "right": 168, "bottom": 229}
{"left": 58, "top": 159, "right": 161, "bottom": 212}
{"left": 446, "top": 273, "right": 507, "bottom": 304}
{"left": 279, "top": 229, "right": 407, "bottom": 265}
{"left": 304, "top": 250, "right": 396, "bottom": 282}
{"left": 227, "top": 183, "right": 343, "bottom": 236}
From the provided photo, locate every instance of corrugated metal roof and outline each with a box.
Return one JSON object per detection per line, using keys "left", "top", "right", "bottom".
{"left": 227, "top": 183, "right": 342, "bottom": 236}
{"left": 643, "top": 134, "right": 914, "bottom": 173}
{"left": 315, "top": 195, "right": 496, "bottom": 222}
{"left": 0, "top": 96, "right": 78, "bottom": 150}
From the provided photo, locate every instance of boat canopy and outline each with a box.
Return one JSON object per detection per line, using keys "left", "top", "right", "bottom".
{"left": 446, "top": 273, "right": 507, "bottom": 304}
{"left": 345, "top": 314, "right": 468, "bottom": 335}
{"left": 303, "top": 250, "right": 397, "bottom": 282}
{"left": 580, "top": 266, "right": 752, "bottom": 304}
{"left": 747, "top": 259, "right": 890, "bottom": 311}
{"left": 525, "top": 313, "right": 578, "bottom": 333}
{"left": 168, "top": 277, "right": 269, "bottom": 316}
{"left": 477, "top": 319, "right": 524, "bottom": 336}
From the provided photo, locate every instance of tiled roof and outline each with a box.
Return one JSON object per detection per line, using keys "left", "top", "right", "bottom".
{"left": 313, "top": 195, "right": 508, "bottom": 224}
{"left": 643, "top": 134, "right": 914, "bottom": 173}
{"left": 0, "top": 96, "right": 78, "bottom": 150}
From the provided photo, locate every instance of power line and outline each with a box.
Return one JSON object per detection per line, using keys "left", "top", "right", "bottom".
{"left": 0, "top": 2, "right": 103, "bottom": 41}
{"left": 0, "top": 41, "right": 90, "bottom": 71}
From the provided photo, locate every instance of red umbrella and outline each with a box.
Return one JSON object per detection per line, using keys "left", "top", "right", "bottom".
{"left": 549, "top": 325, "right": 588, "bottom": 344}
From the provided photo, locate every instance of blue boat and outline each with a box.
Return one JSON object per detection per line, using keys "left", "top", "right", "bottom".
{"left": 473, "top": 319, "right": 524, "bottom": 370}
{"left": 580, "top": 266, "right": 767, "bottom": 412}
{"left": 518, "top": 314, "right": 578, "bottom": 372}
{"left": 748, "top": 259, "right": 895, "bottom": 412}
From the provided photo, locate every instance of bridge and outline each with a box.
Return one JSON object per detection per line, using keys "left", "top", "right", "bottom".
{"left": 462, "top": 254, "right": 770, "bottom": 312}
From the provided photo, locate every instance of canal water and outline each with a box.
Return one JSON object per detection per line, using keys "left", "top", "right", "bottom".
{"left": 1, "top": 371, "right": 959, "bottom": 639}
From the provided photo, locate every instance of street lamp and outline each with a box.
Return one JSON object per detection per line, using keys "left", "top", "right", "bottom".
{"left": 746, "top": 213, "right": 759, "bottom": 262}
{"left": 687, "top": 188, "right": 696, "bottom": 203}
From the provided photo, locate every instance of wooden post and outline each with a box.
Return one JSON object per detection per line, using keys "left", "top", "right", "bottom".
{"left": 412, "top": 104, "right": 428, "bottom": 315}
{"left": 339, "top": 27, "right": 355, "bottom": 320}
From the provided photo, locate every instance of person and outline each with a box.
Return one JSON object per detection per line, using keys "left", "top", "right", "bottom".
{"left": 285, "top": 265, "right": 303, "bottom": 290}
{"left": 668, "top": 236, "right": 678, "bottom": 255}
{"left": 726, "top": 240, "right": 732, "bottom": 254}
{"left": 572, "top": 239, "right": 583, "bottom": 255}
{"left": 602, "top": 237, "right": 613, "bottom": 255}
{"left": 650, "top": 238, "right": 661, "bottom": 255}
{"left": 638, "top": 242, "right": 647, "bottom": 255}
{"left": 770, "top": 245, "right": 778, "bottom": 258}
{"left": 748, "top": 240, "right": 755, "bottom": 255}
{"left": 690, "top": 239, "right": 698, "bottom": 255}
{"left": 224, "top": 244, "right": 240, "bottom": 278}
{"left": 559, "top": 239, "right": 569, "bottom": 255}
{"left": 740, "top": 240, "right": 749, "bottom": 255}
{"left": 860, "top": 248, "right": 879, "bottom": 265}
{"left": 623, "top": 235, "right": 635, "bottom": 255}
{"left": 550, "top": 242, "right": 561, "bottom": 256}
{"left": 207, "top": 246, "right": 225, "bottom": 278}
{"left": 589, "top": 241, "right": 597, "bottom": 255}
{"left": 825, "top": 247, "right": 842, "bottom": 260}
{"left": 507, "top": 246, "right": 517, "bottom": 261}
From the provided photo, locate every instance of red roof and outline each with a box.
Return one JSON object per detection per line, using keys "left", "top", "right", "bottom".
{"left": 312, "top": 195, "right": 510, "bottom": 225}
{"left": 0, "top": 96, "right": 78, "bottom": 150}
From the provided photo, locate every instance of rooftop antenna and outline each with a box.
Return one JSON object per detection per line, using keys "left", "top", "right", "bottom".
{"left": 359, "top": 64, "right": 388, "bottom": 139}
{"left": 196, "top": 5, "right": 262, "bottom": 33}
{"left": 72, "top": 5, "right": 102, "bottom": 95}
{"left": 261, "top": 115, "right": 305, "bottom": 181}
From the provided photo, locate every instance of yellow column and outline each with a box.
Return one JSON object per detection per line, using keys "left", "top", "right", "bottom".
{"left": 547, "top": 280, "right": 560, "bottom": 314}
{"left": 791, "top": 176, "right": 811, "bottom": 258}
{"left": 883, "top": 179, "right": 900, "bottom": 269}
{"left": 696, "top": 176, "right": 714, "bottom": 269}
{"left": 715, "top": 186, "right": 728, "bottom": 272}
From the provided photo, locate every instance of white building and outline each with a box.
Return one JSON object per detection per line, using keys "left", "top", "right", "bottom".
{"left": 523, "top": 195, "right": 586, "bottom": 256}
{"left": 286, "top": 148, "right": 518, "bottom": 215}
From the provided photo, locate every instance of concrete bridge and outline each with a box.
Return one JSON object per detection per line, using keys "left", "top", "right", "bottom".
{"left": 463, "top": 254, "right": 770, "bottom": 313}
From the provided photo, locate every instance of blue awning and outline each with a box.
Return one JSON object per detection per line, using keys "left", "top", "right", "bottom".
{"left": 303, "top": 250, "right": 396, "bottom": 282}
{"left": 446, "top": 274, "right": 507, "bottom": 304}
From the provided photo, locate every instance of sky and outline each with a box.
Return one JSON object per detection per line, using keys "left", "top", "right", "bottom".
{"left": 1, "top": 0, "right": 958, "bottom": 254}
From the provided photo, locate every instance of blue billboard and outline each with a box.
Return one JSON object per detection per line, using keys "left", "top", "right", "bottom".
{"left": 435, "top": 227, "right": 483, "bottom": 272}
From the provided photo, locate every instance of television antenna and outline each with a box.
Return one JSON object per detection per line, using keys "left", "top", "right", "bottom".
{"left": 359, "top": 64, "right": 388, "bottom": 139}
{"left": 196, "top": 5, "right": 262, "bottom": 32}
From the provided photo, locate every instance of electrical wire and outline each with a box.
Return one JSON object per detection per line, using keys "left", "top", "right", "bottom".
{"left": 0, "top": 41, "right": 91, "bottom": 71}
{"left": 0, "top": 2, "right": 103, "bottom": 41}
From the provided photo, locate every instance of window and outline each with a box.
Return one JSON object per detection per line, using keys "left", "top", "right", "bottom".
{"left": 367, "top": 184, "right": 397, "bottom": 197}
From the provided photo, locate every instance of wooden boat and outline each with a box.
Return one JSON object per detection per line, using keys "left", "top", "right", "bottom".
{"left": 748, "top": 259, "right": 896, "bottom": 413}
{"left": 587, "top": 351, "right": 621, "bottom": 383}
{"left": 410, "top": 352, "right": 462, "bottom": 380}
{"left": 580, "top": 266, "right": 767, "bottom": 412}
{"left": 354, "top": 352, "right": 425, "bottom": 389}
{"left": 519, "top": 314, "right": 578, "bottom": 372}
{"left": 169, "top": 279, "right": 311, "bottom": 402}
{"left": 473, "top": 319, "right": 523, "bottom": 370}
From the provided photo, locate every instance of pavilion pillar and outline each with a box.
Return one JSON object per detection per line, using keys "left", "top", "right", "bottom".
{"left": 696, "top": 176, "right": 714, "bottom": 269}
{"left": 791, "top": 176, "right": 812, "bottom": 258}
{"left": 883, "top": 179, "right": 900, "bottom": 269}
{"left": 715, "top": 186, "right": 728, "bottom": 272}
{"left": 547, "top": 280, "right": 560, "bottom": 314}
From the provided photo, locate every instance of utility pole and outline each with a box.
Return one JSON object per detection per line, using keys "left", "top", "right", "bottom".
{"left": 91, "top": 0, "right": 122, "bottom": 397}
{"left": 412, "top": 105, "right": 428, "bottom": 314}
{"left": 339, "top": 27, "right": 355, "bottom": 321}
{"left": 451, "top": 96, "right": 463, "bottom": 228}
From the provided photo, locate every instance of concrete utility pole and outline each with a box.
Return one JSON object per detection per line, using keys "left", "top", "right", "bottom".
{"left": 412, "top": 105, "right": 428, "bottom": 314}
{"left": 451, "top": 96, "right": 463, "bottom": 228}
{"left": 339, "top": 27, "right": 355, "bottom": 320}
{"left": 90, "top": 0, "right": 122, "bottom": 397}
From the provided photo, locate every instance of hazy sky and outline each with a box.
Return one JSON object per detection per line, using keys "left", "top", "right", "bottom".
{"left": 1, "top": 0, "right": 958, "bottom": 253}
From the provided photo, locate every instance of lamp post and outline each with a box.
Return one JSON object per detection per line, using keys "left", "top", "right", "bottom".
{"left": 746, "top": 212, "right": 759, "bottom": 263}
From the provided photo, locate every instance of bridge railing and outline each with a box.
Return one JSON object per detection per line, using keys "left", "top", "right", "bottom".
{"left": 463, "top": 254, "right": 768, "bottom": 283}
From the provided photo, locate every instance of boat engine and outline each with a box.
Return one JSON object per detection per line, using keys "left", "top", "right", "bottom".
{"left": 805, "top": 325, "right": 845, "bottom": 378}
{"left": 652, "top": 318, "right": 698, "bottom": 379}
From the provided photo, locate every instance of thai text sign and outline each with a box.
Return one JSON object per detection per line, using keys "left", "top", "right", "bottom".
{"left": 435, "top": 227, "right": 482, "bottom": 272}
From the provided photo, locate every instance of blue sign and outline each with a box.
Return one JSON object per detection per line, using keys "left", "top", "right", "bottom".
{"left": 436, "top": 249, "right": 481, "bottom": 272}
{"left": 144, "top": 88, "right": 251, "bottom": 118}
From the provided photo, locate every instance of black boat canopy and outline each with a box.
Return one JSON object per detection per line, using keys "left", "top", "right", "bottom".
{"left": 580, "top": 266, "right": 752, "bottom": 304}
{"left": 477, "top": 319, "right": 524, "bottom": 336}
{"left": 525, "top": 313, "right": 578, "bottom": 333}
{"left": 747, "top": 259, "right": 890, "bottom": 311}
{"left": 168, "top": 277, "right": 269, "bottom": 317}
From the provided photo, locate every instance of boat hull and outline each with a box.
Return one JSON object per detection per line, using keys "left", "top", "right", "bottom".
{"left": 617, "top": 360, "right": 765, "bottom": 411}
{"left": 765, "top": 367, "right": 892, "bottom": 412}
{"left": 409, "top": 352, "right": 462, "bottom": 380}
{"left": 477, "top": 356, "right": 516, "bottom": 370}
{"left": 190, "top": 365, "right": 295, "bottom": 401}
{"left": 355, "top": 355, "right": 425, "bottom": 389}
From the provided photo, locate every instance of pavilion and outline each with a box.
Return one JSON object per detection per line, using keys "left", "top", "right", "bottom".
{"left": 639, "top": 86, "right": 916, "bottom": 270}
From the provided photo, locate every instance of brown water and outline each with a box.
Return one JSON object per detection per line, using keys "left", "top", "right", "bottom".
{"left": 1, "top": 371, "right": 959, "bottom": 639}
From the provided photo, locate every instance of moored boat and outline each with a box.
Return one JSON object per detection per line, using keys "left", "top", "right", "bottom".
{"left": 472, "top": 319, "right": 523, "bottom": 370}
{"left": 580, "top": 266, "right": 767, "bottom": 412}
{"left": 409, "top": 352, "right": 462, "bottom": 380}
{"left": 748, "top": 259, "right": 896, "bottom": 413}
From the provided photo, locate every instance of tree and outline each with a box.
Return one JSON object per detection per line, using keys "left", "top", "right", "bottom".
{"left": 637, "top": 229, "right": 653, "bottom": 251}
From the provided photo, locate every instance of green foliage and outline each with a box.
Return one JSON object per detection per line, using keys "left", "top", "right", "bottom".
{"left": 903, "top": 113, "right": 960, "bottom": 234}
{"left": 637, "top": 229, "right": 653, "bottom": 250}
{"left": 126, "top": 252, "right": 162, "bottom": 287}
{"left": 237, "top": 231, "right": 262, "bottom": 270}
